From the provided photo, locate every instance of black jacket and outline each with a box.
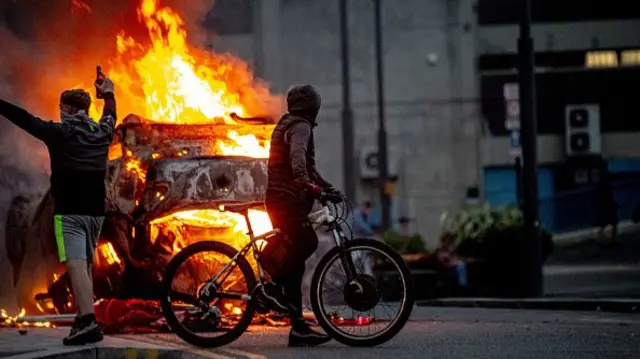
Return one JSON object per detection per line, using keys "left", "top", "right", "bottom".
{"left": 266, "top": 85, "right": 331, "bottom": 214}
{"left": 0, "top": 94, "right": 117, "bottom": 215}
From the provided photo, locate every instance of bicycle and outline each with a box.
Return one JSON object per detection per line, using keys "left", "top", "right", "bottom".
{"left": 160, "top": 192, "right": 415, "bottom": 347}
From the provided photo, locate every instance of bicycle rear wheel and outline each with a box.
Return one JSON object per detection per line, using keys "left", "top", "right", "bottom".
{"left": 310, "top": 238, "right": 414, "bottom": 347}
{"left": 161, "top": 240, "right": 257, "bottom": 347}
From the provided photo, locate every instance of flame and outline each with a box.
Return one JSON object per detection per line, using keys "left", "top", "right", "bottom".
{"left": 149, "top": 208, "right": 273, "bottom": 270}
{"left": 216, "top": 131, "right": 271, "bottom": 158}
{"left": 98, "top": 242, "right": 122, "bottom": 266}
{"left": 126, "top": 158, "right": 147, "bottom": 183}
{"left": 87, "top": 0, "right": 278, "bottom": 127}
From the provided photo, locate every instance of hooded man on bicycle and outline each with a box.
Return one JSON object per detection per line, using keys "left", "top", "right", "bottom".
{"left": 257, "top": 84, "right": 342, "bottom": 347}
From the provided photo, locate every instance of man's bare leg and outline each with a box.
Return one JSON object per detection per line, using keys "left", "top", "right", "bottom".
{"left": 66, "top": 259, "right": 94, "bottom": 316}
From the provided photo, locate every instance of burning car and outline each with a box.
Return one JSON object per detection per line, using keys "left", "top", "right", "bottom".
{"left": 2, "top": 0, "right": 283, "bottom": 320}
{"left": 6, "top": 112, "right": 275, "bottom": 315}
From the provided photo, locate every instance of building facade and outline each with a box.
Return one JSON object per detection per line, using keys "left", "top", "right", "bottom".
{"left": 212, "top": 0, "right": 640, "bottom": 245}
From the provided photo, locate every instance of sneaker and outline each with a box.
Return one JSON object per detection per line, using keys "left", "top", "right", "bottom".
{"left": 288, "top": 321, "right": 331, "bottom": 347}
{"left": 253, "top": 283, "right": 289, "bottom": 313}
{"left": 69, "top": 316, "right": 82, "bottom": 336}
{"left": 63, "top": 316, "right": 104, "bottom": 346}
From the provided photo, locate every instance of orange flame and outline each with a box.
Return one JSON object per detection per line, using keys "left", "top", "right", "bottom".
{"left": 149, "top": 208, "right": 273, "bottom": 269}
{"left": 88, "top": 0, "right": 278, "bottom": 127}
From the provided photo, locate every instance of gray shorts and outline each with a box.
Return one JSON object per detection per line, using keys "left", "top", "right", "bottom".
{"left": 53, "top": 215, "right": 105, "bottom": 263}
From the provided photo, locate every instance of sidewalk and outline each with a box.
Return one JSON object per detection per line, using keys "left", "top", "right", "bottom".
{"left": 417, "top": 297, "right": 640, "bottom": 313}
{"left": 417, "top": 224, "right": 640, "bottom": 313}
{"left": 0, "top": 327, "right": 250, "bottom": 359}
{"left": 552, "top": 219, "right": 640, "bottom": 248}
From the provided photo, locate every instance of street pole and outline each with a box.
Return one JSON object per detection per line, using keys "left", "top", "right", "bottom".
{"left": 373, "top": 0, "right": 391, "bottom": 231}
{"left": 515, "top": 156, "right": 523, "bottom": 209}
{"left": 518, "top": 0, "right": 543, "bottom": 296}
{"left": 339, "top": 0, "right": 356, "bottom": 202}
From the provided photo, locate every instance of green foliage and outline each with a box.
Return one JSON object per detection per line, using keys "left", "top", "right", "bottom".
{"left": 381, "top": 231, "right": 428, "bottom": 254}
{"left": 440, "top": 204, "right": 524, "bottom": 247}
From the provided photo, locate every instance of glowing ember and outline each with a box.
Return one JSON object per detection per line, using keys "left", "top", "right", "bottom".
{"left": 125, "top": 157, "right": 147, "bottom": 182}
{"left": 0, "top": 309, "right": 53, "bottom": 329}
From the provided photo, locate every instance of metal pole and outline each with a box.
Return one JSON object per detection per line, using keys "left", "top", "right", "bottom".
{"left": 518, "top": 0, "right": 543, "bottom": 296}
{"left": 515, "top": 156, "right": 523, "bottom": 209}
{"left": 373, "top": 0, "right": 391, "bottom": 231}
{"left": 339, "top": 0, "right": 356, "bottom": 201}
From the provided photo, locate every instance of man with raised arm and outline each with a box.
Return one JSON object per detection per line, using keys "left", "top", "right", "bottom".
{"left": 0, "top": 76, "right": 117, "bottom": 345}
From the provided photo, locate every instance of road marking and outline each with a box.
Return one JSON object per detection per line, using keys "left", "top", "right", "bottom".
{"left": 125, "top": 348, "right": 137, "bottom": 359}
{"left": 220, "top": 348, "right": 268, "bottom": 359}
{"left": 116, "top": 334, "right": 233, "bottom": 359}
{"left": 184, "top": 346, "right": 234, "bottom": 359}
{"left": 146, "top": 349, "right": 159, "bottom": 359}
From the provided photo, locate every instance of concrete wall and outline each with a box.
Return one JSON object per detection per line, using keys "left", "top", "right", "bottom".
{"left": 248, "top": 0, "right": 480, "bottom": 245}
{"left": 478, "top": 20, "right": 640, "bottom": 54}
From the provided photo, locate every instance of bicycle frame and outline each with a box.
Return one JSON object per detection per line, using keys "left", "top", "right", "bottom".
{"left": 204, "top": 202, "right": 355, "bottom": 302}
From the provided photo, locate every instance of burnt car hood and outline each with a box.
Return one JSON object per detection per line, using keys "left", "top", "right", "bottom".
{"left": 139, "top": 155, "right": 268, "bottom": 221}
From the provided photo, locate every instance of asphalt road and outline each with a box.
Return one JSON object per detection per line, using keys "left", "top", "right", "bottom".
{"left": 116, "top": 307, "right": 640, "bottom": 359}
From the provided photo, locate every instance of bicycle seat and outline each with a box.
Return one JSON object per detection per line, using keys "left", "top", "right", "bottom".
{"left": 221, "top": 201, "right": 264, "bottom": 213}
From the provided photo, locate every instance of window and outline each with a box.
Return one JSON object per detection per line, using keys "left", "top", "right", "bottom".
{"left": 621, "top": 50, "right": 640, "bottom": 66}
{"left": 585, "top": 51, "right": 618, "bottom": 68}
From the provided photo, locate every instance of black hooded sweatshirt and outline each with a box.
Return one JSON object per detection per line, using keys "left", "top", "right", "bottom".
{"left": 266, "top": 85, "right": 332, "bottom": 214}
{"left": 0, "top": 94, "right": 117, "bottom": 216}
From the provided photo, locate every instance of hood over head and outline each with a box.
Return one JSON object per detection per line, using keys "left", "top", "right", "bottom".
{"left": 286, "top": 85, "right": 321, "bottom": 123}
{"left": 60, "top": 110, "right": 94, "bottom": 124}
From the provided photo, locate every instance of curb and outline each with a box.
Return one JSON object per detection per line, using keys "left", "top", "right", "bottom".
{"left": 1, "top": 328, "right": 258, "bottom": 359}
{"left": 552, "top": 220, "right": 640, "bottom": 248}
{"left": 5, "top": 347, "right": 202, "bottom": 359}
{"left": 417, "top": 298, "right": 640, "bottom": 314}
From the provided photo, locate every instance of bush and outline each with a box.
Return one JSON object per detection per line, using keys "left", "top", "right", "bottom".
{"left": 441, "top": 204, "right": 553, "bottom": 261}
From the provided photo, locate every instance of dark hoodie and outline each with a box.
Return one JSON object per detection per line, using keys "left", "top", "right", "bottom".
{"left": 0, "top": 94, "right": 117, "bottom": 215}
{"left": 266, "top": 85, "right": 332, "bottom": 213}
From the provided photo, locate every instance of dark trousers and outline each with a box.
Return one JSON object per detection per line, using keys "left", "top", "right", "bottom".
{"left": 266, "top": 204, "right": 318, "bottom": 320}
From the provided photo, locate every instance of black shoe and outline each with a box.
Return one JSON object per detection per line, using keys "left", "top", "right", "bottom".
{"left": 63, "top": 316, "right": 104, "bottom": 346}
{"left": 288, "top": 323, "right": 331, "bottom": 347}
{"left": 253, "top": 283, "right": 289, "bottom": 313}
{"left": 69, "top": 316, "right": 82, "bottom": 336}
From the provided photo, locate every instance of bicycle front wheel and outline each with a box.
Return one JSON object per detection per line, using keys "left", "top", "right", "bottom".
{"left": 161, "top": 240, "right": 257, "bottom": 347}
{"left": 310, "top": 238, "right": 415, "bottom": 347}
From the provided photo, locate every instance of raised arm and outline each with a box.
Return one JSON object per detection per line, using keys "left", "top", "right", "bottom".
{"left": 95, "top": 78, "right": 117, "bottom": 137}
{"left": 0, "top": 98, "right": 62, "bottom": 143}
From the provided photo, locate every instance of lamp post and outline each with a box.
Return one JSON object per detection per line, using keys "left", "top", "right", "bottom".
{"left": 339, "top": 0, "right": 356, "bottom": 201}
{"left": 518, "top": 0, "right": 543, "bottom": 296}
{"left": 373, "top": 0, "right": 391, "bottom": 230}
